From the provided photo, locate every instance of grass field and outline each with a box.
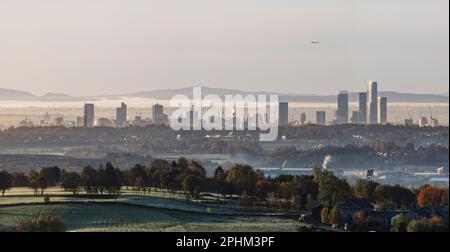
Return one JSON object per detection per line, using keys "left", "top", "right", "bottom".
{"left": 1, "top": 187, "right": 274, "bottom": 214}
{"left": 0, "top": 187, "right": 308, "bottom": 232}
{"left": 0, "top": 202, "right": 305, "bottom": 232}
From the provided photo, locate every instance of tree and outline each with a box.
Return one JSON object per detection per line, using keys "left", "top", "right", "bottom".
{"left": 354, "top": 179, "right": 379, "bottom": 202}
{"left": 391, "top": 214, "right": 409, "bottom": 232}
{"left": 375, "top": 184, "right": 416, "bottom": 209}
{"left": 417, "top": 185, "right": 448, "bottom": 208}
{"left": 61, "top": 171, "right": 82, "bottom": 195}
{"left": 0, "top": 171, "right": 13, "bottom": 196}
{"left": 329, "top": 207, "right": 342, "bottom": 227}
{"left": 321, "top": 207, "right": 329, "bottom": 224}
{"left": 306, "top": 194, "right": 314, "bottom": 211}
{"left": 40, "top": 166, "right": 61, "bottom": 187}
{"left": 183, "top": 175, "right": 203, "bottom": 199}
{"left": 318, "top": 170, "right": 351, "bottom": 208}
{"left": 295, "top": 175, "right": 318, "bottom": 209}
{"left": 177, "top": 157, "right": 189, "bottom": 174}
{"left": 214, "top": 166, "right": 226, "bottom": 181}
{"left": 255, "top": 180, "right": 275, "bottom": 200}
{"left": 188, "top": 160, "right": 207, "bottom": 177}
{"left": 81, "top": 166, "right": 98, "bottom": 194}
{"left": 102, "top": 162, "right": 122, "bottom": 196}
{"left": 278, "top": 181, "right": 297, "bottom": 200}
{"left": 128, "top": 164, "right": 148, "bottom": 191}
{"left": 28, "top": 171, "right": 48, "bottom": 195}
{"left": 312, "top": 166, "right": 321, "bottom": 183}
{"left": 12, "top": 173, "right": 28, "bottom": 187}
{"left": 159, "top": 167, "right": 180, "bottom": 192}
{"left": 226, "top": 164, "right": 257, "bottom": 195}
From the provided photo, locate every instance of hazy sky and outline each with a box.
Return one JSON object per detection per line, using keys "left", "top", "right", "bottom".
{"left": 0, "top": 0, "right": 448, "bottom": 96}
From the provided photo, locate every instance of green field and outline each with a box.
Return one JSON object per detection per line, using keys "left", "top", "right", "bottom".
{"left": 0, "top": 202, "right": 305, "bottom": 232}
{"left": 0, "top": 187, "right": 308, "bottom": 232}
{"left": 1, "top": 188, "right": 253, "bottom": 214}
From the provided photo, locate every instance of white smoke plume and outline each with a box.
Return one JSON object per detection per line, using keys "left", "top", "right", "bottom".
{"left": 322, "top": 155, "right": 332, "bottom": 170}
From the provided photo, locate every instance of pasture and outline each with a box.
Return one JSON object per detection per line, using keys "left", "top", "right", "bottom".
{"left": 0, "top": 202, "right": 305, "bottom": 232}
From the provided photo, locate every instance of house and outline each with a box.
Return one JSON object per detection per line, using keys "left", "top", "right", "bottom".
{"left": 340, "top": 198, "right": 374, "bottom": 219}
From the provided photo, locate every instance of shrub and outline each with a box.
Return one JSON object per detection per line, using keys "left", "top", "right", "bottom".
{"left": 16, "top": 216, "right": 66, "bottom": 232}
{"left": 407, "top": 216, "right": 449, "bottom": 232}
{"left": 391, "top": 214, "right": 409, "bottom": 232}
{"left": 44, "top": 194, "right": 50, "bottom": 203}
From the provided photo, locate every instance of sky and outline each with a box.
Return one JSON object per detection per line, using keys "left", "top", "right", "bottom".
{"left": 0, "top": 0, "right": 448, "bottom": 96}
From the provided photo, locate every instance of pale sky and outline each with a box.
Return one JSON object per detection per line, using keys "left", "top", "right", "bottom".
{"left": 0, "top": 0, "right": 448, "bottom": 96}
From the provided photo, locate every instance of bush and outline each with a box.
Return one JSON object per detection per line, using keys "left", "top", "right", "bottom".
{"left": 16, "top": 216, "right": 66, "bottom": 232}
{"left": 352, "top": 214, "right": 389, "bottom": 232}
{"left": 44, "top": 194, "right": 50, "bottom": 203}
{"left": 391, "top": 214, "right": 409, "bottom": 232}
{"left": 407, "top": 216, "right": 449, "bottom": 232}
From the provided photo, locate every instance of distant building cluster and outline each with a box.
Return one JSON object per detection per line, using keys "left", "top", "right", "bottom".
{"left": 10, "top": 82, "right": 442, "bottom": 129}
{"left": 280, "top": 80, "right": 390, "bottom": 126}
{"left": 74, "top": 102, "right": 169, "bottom": 128}
{"left": 335, "top": 80, "right": 388, "bottom": 125}
{"left": 281, "top": 80, "right": 441, "bottom": 127}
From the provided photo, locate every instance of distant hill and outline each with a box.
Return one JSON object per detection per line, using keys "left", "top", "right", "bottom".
{"left": 115, "top": 86, "right": 274, "bottom": 99}
{"left": 114, "top": 86, "right": 449, "bottom": 103}
{"left": 0, "top": 88, "right": 93, "bottom": 101}
{"left": 38, "top": 92, "right": 90, "bottom": 101}
{"left": 1, "top": 86, "right": 448, "bottom": 103}
{"left": 0, "top": 88, "right": 35, "bottom": 100}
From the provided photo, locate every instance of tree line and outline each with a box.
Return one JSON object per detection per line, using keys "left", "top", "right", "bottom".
{"left": 1, "top": 159, "right": 448, "bottom": 232}
{"left": 1, "top": 159, "right": 447, "bottom": 211}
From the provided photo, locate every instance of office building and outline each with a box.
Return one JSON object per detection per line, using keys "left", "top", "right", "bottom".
{"left": 358, "top": 92, "right": 367, "bottom": 124}
{"left": 300, "top": 112, "right": 307, "bottom": 125}
{"left": 84, "top": 103, "right": 95, "bottom": 127}
{"left": 336, "top": 90, "right": 349, "bottom": 124}
{"left": 279, "top": 102, "right": 289, "bottom": 126}
{"left": 431, "top": 117, "right": 439, "bottom": 127}
{"left": 351, "top": 111, "right": 359, "bottom": 124}
{"left": 377, "top": 97, "right": 387, "bottom": 124}
{"left": 316, "top": 111, "right": 326, "bottom": 125}
{"left": 368, "top": 81, "right": 378, "bottom": 124}
{"left": 152, "top": 103, "right": 164, "bottom": 124}
{"left": 116, "top": 102, "right": 127, "bottom": 128}
{"left": 418, "top": 116, "right": 428, "bottom": 127}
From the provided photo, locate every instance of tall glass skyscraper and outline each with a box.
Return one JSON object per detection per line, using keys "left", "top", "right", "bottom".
{"left": 358, "top": 92, "right": 367, "bottom": 124}
{"left": 377, "top": 97, "right": 387, "bottom": 124}
{"left": 84, "top": 103, "right": 95, "bottom": 128}
{"left": 367, "top": 81, "right": 378, "bottom": 124}
{"left": 278, "top": 102, "right": 289, "bottom": 126}
{"left": 337, "top": 90, "right": 349, "bottom": 124}
{"left": 116, "top": 102, "right": 127, "bottom": 128}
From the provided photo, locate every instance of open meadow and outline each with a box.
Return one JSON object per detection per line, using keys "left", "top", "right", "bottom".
{"left": 0, "top": 188, "right": 307, "bottom": 232}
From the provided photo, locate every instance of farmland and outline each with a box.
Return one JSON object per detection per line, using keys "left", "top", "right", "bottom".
{"left": 0, "top": 188, "right": 307, "bottom": 232}
{"left": 0, "top": 203, "right": 305, "bottom": 232}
